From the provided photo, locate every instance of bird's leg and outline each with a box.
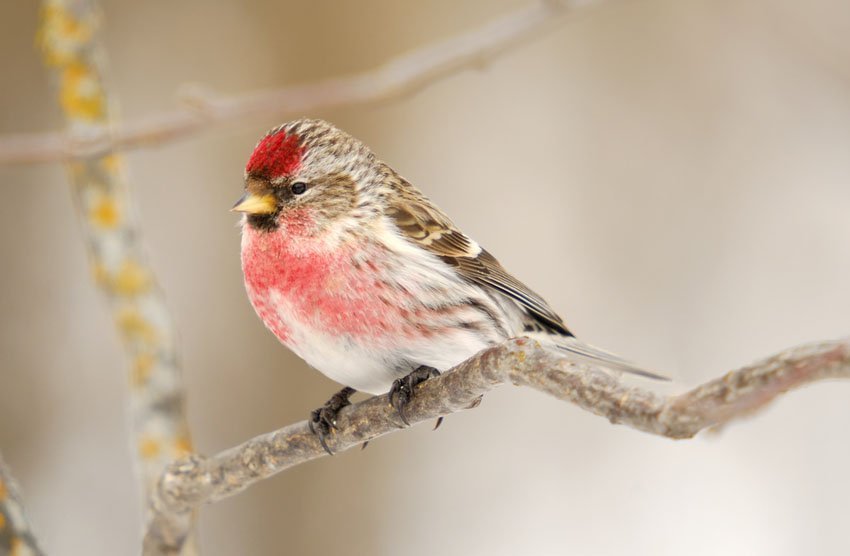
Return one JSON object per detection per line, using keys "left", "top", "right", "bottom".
{"left": 309, "top": 386, "right": 356, "bottom": 455}
{"left": 388, "top": 365, "right": 441, "bottom": 426}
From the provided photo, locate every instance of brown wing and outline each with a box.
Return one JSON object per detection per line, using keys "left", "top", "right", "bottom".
{"left": 386, "top": 188, "right": 572, "bottom": 336}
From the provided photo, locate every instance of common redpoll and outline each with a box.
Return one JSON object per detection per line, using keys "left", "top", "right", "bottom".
{"left": 234, "top": 119, "right": 663, "bottom": 449}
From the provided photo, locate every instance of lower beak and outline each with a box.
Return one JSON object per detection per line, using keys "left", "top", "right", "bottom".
{"left": 231, "top": 192, "right": 277, "bottom": 214}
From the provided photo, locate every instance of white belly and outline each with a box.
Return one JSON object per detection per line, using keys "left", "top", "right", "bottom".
{"left": 265, "top": 289, "right": 495, "bottom": 395}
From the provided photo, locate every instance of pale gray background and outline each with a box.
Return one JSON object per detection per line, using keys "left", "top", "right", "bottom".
{"left": 1, "top": 1, "right": 849, "bottom": 555}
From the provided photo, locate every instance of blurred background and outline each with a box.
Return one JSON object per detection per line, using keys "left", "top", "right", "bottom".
{"left": 2, "top": 0, "right": 850, "bottom": 554}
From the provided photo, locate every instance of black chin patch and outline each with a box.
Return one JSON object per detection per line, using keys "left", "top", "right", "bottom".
{"left": 247, "top": 212, "right": 279, "bottom": 232}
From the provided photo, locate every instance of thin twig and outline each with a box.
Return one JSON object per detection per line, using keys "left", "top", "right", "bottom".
{"left": 143, "top": 336, "right": 850, "bottom": 554}
{"left": 0, "top": 453, "right": 46, "bottom": 556}
{"left": 37, "top": 1, "right": 196, "bottom": 552}
{"left": 2, "top": 0, "right": 599, "bottom": 164}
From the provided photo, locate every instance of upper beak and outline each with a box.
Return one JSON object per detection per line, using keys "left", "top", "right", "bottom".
{"left": 231, "top": 192, "right": 277, "bottom": 214}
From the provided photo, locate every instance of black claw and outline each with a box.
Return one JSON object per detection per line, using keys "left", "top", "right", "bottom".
{"left": 388, "top": 366, "right": 441, "bottom": 427}
{"left": 391, "top": 382, "right": 411, "bottom": 426}
{"left": 311, "top": 419, "right": 334, "bottom": 456}
{"left": 309, "top": 386, "right": 356, "bottom": 456}
{"left": 433, "top": 416, "right": 444, "bottom": 431}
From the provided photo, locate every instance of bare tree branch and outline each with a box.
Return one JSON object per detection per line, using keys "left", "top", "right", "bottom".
{"left": 23, "top": 2, "right": 849, "bottom": 555}
{"left": 143, "top": 336, "right": 850, "bottom": 554}
{"left": 2, "top": 0, "right": 599, "bottom": 165}
{"left": 37, "top": 1, "right": 196, "bottom": 552}
{"left": 0, "top": 453, "right": 45, "bottom": 556}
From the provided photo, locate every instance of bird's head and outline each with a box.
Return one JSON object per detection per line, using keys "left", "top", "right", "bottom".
{"left": 233, "top": 119, "right": 380, "bottom": 235}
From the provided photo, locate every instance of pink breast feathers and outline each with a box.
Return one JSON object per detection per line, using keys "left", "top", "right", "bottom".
{"left": 246, "top": 131, "right": 305, "bottom": 180}
{"left": 241, "top": 227, "right": 409, "bottom": 346}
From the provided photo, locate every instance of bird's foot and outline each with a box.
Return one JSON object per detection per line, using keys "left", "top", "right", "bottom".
{"left": 388, "top": 366, "right": 441, "bottom": 426}
{"left": 309, "top": 386, "right": 356, "bottom": 455}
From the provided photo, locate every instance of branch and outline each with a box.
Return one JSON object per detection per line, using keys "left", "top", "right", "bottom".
{"left": 37, "top": 1, "right": 196, "bottom": 552}
{"left": 0, "top": 453, "right": 46, "bottom": 556}
{"left": 3, "top": 0, "right": 599, "bottom": 164}
{"left": 143, "top": 336, "right": 850, "bottom": 554}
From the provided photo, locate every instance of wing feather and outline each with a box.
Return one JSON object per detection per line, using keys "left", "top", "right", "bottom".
{"left": 383, "top": 178, "right": 667, "bottom": 380}
{"left": 386, "top": 188, "right": 571, "bottom": 335}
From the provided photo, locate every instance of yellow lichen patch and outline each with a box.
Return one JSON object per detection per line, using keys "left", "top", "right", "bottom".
{"left": 115, "top": 307, "right": 157, "bottom": 346}
{"left": 67, "top": 160, "right": 87, "bottom": 180}
{"left": 89, "top": 192, "right": 120, "bottom": 229}
{"left": 100, "top": 154, "right": 123, "bottom": 175}
{"left": 10, "top": 536, "right": 25, "bottom": 556}
{"left": 0, "top": 478, "right": 6, "bottom": 500}
{"left": 93, "top": 260, "right": 151, "bottom": 296}
{"left": 37, "top": 4, "right": 95, "bottom": 67}
{"left": 173, "top": 435, "right": 194, "bottom": 458}
{"left": 113, "top": 260, "right": 151, "bottom": 296}
{"left": 138, "top": 436, "right": 161, "bottom": 460}
{"left": 59, "top": 61, "right": 104, "bottom": 121}
{"left": 130, "top": 353, "right": 155, "bottom": 387}
{"left": 0, "top": 512, "right": 5, "bottom": 530}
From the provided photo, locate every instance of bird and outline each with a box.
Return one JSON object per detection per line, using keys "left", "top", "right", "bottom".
{"left": 233, "top": 119, "right": 664, "bottom": 452}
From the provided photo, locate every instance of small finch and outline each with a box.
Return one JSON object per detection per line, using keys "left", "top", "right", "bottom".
{"left": 234, "top": 119, "right": 663, "bottom": 450}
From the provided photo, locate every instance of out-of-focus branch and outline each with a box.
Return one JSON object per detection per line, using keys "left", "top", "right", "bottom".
{"left": 2, "top": 0, "right": 599, "bottom": 164}
{"left": 0, "top": 454, "right": 45, "bottom": 556}
{"left": 37, "top": 1, "right": 196, "bottom": 553}
{"left": 143, "top": 336, "right": 850, "bottom": 554}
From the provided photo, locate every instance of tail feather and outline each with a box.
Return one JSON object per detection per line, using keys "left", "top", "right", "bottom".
{"left": 543, "top": 336, "right": 669, "bottom": 381}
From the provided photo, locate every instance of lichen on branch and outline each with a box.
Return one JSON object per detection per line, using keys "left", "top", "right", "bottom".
{"left": 37, "top": 0, "right": 195, "bottom": 551}
{"left": 2, "top": 0, "right": 592, "bottom": 164}
{"left": 0, "top": 454, "right": 45, "bottom": 556}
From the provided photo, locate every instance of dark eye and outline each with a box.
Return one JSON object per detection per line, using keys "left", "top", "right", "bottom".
{"left": 291, "top": 182, "right": 308, "bottom": 195}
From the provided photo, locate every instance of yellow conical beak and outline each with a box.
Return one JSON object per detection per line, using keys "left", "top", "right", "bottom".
{"left": 231, "top": 192, "right": 276, "bottom": 214}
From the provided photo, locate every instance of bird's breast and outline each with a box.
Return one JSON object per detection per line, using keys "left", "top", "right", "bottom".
{"left": 240, "top": 226, "right": 415, "bottom": 347}
{"left": 239, "top": 223, "right": 512, "bottom": 392}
